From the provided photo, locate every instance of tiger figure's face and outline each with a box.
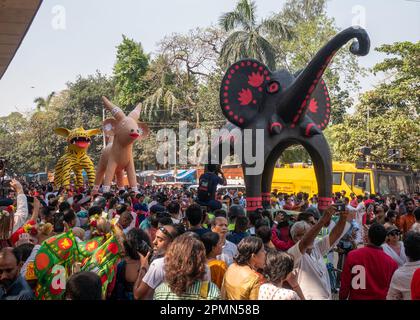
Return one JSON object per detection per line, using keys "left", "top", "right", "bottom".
{"left": 54, "top": 127, "right": 102, "bottom": 150}
{"left": 67, "top": 128, "right": 93, "bottom": 149}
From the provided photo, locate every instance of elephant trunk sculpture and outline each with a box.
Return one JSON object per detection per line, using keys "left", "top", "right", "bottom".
{"left": 278, "top": 26, "right": 370, "bottom": 127}
{"left": 213, "top": 26, "right": 370, "bottom": 214}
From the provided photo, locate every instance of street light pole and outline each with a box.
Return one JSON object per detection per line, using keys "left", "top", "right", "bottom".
{"left": 367, "top": 104, "right": 370, "bottom": 147}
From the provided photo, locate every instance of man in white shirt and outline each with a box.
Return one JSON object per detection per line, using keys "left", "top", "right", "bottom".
{"left": 387, "top": 231, "right": 420, "bottom": 300}
{"left": 354, "top": 196, "right": 365, "bottom": 244}
{"left": 288, "top": 206, "right": 352, "bottom": 300}
{"left": 133, "top": 225, "right": 177, "bottom": 300}
{"left": 10, "top": 180, "right": 28, "bottom": 233}
{"left": 410, "top": 207, "right": 420, "bottom": 233}
{"left": 211, "top": 216, "right": 238, "bottom": 266}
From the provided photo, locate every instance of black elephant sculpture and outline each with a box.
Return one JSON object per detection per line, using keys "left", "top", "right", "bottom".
{"left": 210, "top": 26, "right": 370, "bottom": 213}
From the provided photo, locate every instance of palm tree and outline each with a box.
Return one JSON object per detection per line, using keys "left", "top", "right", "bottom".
{"left": 142, "top": 55, "right": 181, "bottom": 121}
{"left": 33, "top": 91, "right": 55, "bottom": 112}
{"left": 218, "top": 0, "right": 292, "bottom": 70}
{"left": 143, "top": 87, "right": 178, "bottom": 120}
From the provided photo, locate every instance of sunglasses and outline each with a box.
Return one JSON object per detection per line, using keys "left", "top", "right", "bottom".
{"left": 159, "top": 226, "right": 174, "bottom": 240}
{"left": 389, "top": 231, "right": 400, "bottom": 236}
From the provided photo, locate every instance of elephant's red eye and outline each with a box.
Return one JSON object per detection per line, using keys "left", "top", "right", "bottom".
{"left": 267, "top": 81, "right": 280, "bottom": 94}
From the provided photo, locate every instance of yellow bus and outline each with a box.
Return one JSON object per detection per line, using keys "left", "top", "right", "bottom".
{"left": 271, "top": 161, "right": 414, "bottom": 196}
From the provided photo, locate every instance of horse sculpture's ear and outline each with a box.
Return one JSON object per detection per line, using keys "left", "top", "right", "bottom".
{"left": 103, "top": 119, "right": 117, "bottom": 137}
{"left": 137, "top": 122, "right": 150, "bottom": 141}
{"left": 54, "top": 128, "right": 70, "bottom": 137}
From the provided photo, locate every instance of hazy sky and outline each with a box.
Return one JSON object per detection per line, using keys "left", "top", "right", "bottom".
{"left": 0, "top": 0, "right": 419, "bottom": 116}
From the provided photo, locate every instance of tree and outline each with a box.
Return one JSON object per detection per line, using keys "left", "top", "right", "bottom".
{"left": 218, "top": 0, "right": 292, "bottom": 70}
{"left": 325, "top": 109, "right": 420, "bottom": 167}
{"left": 280, "top": 0, "right": 327, "bottom": 23}
{"left": 141, "top": 55, "right": 182, "bottom": 122}
{"left": 195, "top": 71, "right": 226, "bottom": 131}
{"left": 25, "top": 109, "right": 62, "bottom": 173}
{"left": 58, "top": 72, "right": 115, "bottom": 165}
{"left": 158, "top": 27, "right": 226, "bottom": 82}
{"left": 33, "top": 91, "right": 55, "bottom": 112}
{"left": 113, "top": 35, "right": 150, "bottom": 109}
{"left": 358, "top": 41, "right": 420, "bottom": 118}
{"left": 0, "top": 112, "right": 29, "bottom": 174}
{"left": 267, "top": 0, "right": 365, "bottom": 125}
{"left": 325, "top": 41, "right": 419, "bottom": 168}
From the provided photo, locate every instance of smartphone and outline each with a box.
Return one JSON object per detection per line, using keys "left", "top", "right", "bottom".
{"left": 137, "top": 240, "right": 153, "bottom": 263}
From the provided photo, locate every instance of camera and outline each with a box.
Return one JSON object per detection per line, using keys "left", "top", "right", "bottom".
{"left": 333, "top": 202, "right": 346, "bottom": 212}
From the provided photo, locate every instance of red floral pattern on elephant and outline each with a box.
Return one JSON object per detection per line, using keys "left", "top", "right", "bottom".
{"left": 248, "top": 72, "right": 264, "bottom": 87}
{"left": 238, "top": 88, "right": 253, "bottom": 106}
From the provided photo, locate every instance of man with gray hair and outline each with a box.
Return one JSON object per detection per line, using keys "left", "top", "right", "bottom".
{"left": 288, "top": 206, "right": 352, "bottom": 300}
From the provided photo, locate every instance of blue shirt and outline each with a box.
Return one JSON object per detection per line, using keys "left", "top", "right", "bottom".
{"left": 198, "top": 172, "right": 224, "bottom": 202}
{"left": 190, "top": 228, "right": 211, "bottom": 237}
{"left": 0, "top": 275, "right": 34, "bottom": 300}
{"left": 226, "top": 231, "right": 249, "bottom": 245}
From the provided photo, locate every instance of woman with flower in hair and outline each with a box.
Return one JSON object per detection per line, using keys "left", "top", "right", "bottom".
{"left": 19, "top": 222, "right": 54, "bottom": 288}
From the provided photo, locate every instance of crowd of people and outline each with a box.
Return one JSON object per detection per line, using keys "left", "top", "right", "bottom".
{"left": 0, "top": 169, "right": 419, "bottom": 300}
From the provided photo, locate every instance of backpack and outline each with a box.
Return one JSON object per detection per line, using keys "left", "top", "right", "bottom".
{"left": 197, "top": 174, "right": 214, "bottom": 202}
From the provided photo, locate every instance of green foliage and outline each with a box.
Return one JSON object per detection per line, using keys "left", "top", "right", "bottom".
{"left": 358, "top": 41, "right": 420, "bottom": 117}
{"left": 34, "top": 92, "right": 55, "bottom": 112}
{"left": 1, "top": 4, "right": 417, "bottom": 175}
{"left": 0, "top": 113, "right": 29, "bottom": 174}
{"left": 325, "top": 109, "right": 420, "bottom": 167}
{"left": 58, "top": 72, "right": 115, "bottom": 165}
{"left": 141, "top": 55, "right": 181, "bottom": 122}
{"left": 325, "top": 41, "right": 420, "bottom": 168}
{"left": 279, "top": 145, "right": 311, "bottom": 164}
{"left": 268, "top": 1, "right": 365, "bottom": 125}
{"left": 113, "top": 35, "right": 150, "bottom": 109}
{"left": 0, "top": 73, "right": 115, "bottom": 174}
{"left": 218, "top": 0, "right": 291, "bottom": 70}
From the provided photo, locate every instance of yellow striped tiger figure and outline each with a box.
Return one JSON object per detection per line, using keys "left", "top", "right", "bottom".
{"left": 54, "top": 127, "right": 101, "bottom": 189}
